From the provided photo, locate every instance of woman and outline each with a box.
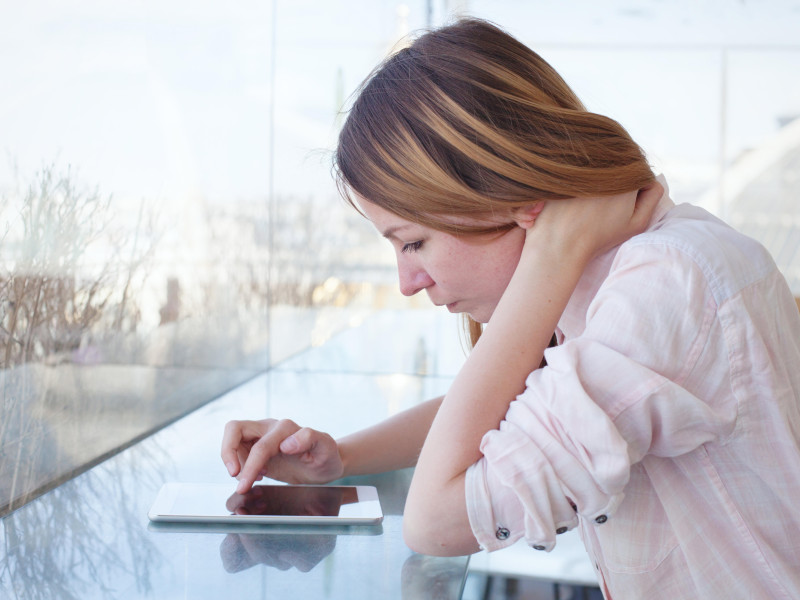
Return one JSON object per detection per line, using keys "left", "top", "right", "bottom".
{"left": 221, "top": 19, "right": 800, "bottom": 599}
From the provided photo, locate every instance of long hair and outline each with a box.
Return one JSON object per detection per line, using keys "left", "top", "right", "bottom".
{"left": 334, "top": 18, "right": 654, "bottom": 347}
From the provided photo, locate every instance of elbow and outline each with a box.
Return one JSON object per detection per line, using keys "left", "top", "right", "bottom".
{"left": 402, "top": 491, "right": 479, "bottom": 557}
{"left": 402, "top": 513, "right": 467, "bottom": 556}
{"left": 403, "top": 513, "right": 448, "bottom": 556}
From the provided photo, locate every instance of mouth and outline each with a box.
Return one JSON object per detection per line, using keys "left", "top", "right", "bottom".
{"left": 431, "top": 299, "right": 458, "bottom": 312}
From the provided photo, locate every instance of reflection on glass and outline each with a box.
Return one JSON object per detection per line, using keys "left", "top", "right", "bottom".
{"left": 220, "top": 531, "right": 338, "bottom": 574}
{"left": 0, "top": 437, "right": 169, "bottom": 600}
{"left": 0, "top": 164, "right": 161, "bottom": 514}
{"left": 401, "top": 553, "right": 469, "bottom": 600}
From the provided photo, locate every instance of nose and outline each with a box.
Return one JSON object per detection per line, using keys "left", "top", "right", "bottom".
{"left": 397, "top": 256, "right": 434, "bottom": 297}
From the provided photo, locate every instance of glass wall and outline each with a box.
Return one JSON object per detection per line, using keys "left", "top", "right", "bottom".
{"left": 0, "top": 1, "right": 268, "bottom": 515}
{"left": 0, "top": 0, "right": 439, "bottom": 516}
{"left": 475, "top": 1, "right": 800, "bottom": 290}
{"left": 2, "top": 0, "right": 799, "bottom": 516}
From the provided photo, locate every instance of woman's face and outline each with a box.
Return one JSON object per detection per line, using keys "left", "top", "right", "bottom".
{"left": 358, "top": 199, "right": 526, "bottom": 323}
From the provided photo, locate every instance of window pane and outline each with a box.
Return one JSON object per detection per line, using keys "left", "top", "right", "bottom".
{"left": 3, "top": 0, "right": 800, "bottom": 518}
{"left": 0, "top": 1, "right": 278, "bottom": 514}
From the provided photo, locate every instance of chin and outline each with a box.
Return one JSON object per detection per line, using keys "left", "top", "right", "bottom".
{"left": 466, "top": 310, "right": 491, "bottom": 324}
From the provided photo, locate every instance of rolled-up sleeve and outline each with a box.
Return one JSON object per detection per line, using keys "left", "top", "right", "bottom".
{"left": 465, "top": 240, "right": 740, "bottom": 553}
{"left": 466, "top": 355, "right": 629, "bottom": 552}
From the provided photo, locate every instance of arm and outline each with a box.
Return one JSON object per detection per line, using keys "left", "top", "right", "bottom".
{"left": 221, "top": 396, "right": 442, "bottom": 493}
{"left": 337, "top": 396, "right": 442, "bottom": 476}
{"left": 467, "top": 239, "right": 738, "bottom": 553}
{"left": 403, "top": 187, "right": 661, "bottom": 556}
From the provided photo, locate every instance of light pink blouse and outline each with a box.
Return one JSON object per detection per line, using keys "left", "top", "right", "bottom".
{"left": 465, "top": 177, "right": 800, "bottom": 599}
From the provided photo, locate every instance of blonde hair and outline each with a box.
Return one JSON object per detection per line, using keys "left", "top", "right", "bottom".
{"left": 334, "top": 18, "right": 654, "bottom": 347}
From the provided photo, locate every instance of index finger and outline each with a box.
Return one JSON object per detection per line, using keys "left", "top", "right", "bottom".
{"left": 235, "top": 420, "right": 301, "bottom": 494}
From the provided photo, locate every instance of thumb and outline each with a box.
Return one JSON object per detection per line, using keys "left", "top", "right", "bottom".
{"left": 279, "top": 433, "right": 303, "bottom": 454}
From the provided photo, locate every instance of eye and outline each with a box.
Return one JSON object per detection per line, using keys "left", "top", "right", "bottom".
{"left": 401, "top": 240, "right": 423, "bottom": 253}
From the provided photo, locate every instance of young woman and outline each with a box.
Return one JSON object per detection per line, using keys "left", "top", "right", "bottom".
{"left": 221, "top": 19, "right": 800, "bottom": 599}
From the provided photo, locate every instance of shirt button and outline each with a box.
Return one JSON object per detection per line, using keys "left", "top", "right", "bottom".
{"left": 495, "top": 527, "right": 510, "bottom": 540}
{"left": 532, "top": 544, "right": 546, "bottom": 551}
{"left": 556, "top": 527, "right": 568, "bottom": 534}
{"left": 595, "top": 515, "right": 608, "bottom": 524}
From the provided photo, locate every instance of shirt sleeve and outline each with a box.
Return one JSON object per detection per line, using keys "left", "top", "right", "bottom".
{"left": 465, "top": 241, "right": 739, "bottom": 553}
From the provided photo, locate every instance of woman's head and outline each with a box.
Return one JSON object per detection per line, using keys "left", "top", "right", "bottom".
{"left": 334, "top": 18, "right": 654, "bottom": 232}
{"left": 334, "top": 18, "right": 655, "bottom": 343}
{"left": 357, "top": 197, "right": 528, "bottom": 326}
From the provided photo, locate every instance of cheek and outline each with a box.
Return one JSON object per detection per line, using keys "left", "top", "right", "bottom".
{"left": 421, "top": 244, "right": 457, "bottom": 282}
{"left": 484, "top": 237, "right": 525, "bottom": 293}
{"left": 437, "top": 231, "right": 524, "bottom": 292}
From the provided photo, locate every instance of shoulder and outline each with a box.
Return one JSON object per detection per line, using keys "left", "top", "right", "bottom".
{"left": 615, "top": 203, "right": 778, "bottom": 307}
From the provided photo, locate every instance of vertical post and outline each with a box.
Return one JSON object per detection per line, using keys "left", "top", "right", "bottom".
{"left": 266, "top": 0, "right": 277, "bottom": 372}
{"left": 717, "top": 47, "right": 728, "bottom": 220}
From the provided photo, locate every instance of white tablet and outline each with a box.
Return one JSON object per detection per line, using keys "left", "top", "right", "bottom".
{"left": 148, "top": 482, "right": 383, "bottom": 526}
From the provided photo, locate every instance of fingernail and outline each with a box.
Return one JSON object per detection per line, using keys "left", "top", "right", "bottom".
{"left": 225, "top": 462, "right": 236, "bottom": 476}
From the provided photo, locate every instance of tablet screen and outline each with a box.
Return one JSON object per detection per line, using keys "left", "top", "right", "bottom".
{"left": 227, "top": 484, "right": 359, "bottom": 517}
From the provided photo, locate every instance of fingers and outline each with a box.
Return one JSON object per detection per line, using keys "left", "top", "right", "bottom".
{"left": 527, "top": 185, "right": 659, "bottom": 261}
{"left": 630, "top": 181, "right": 664, "bottom": 228}
{"left": 222, "top": 419, "right": 342, "bottom": 491}
{"left": 221, "top": 420, "right": 249, "bottom": 477}
{"left": 235, "top": 419, "right": 302, "bottom": 494}
{"left": 279, "top": 427, "right": 321, "bottom": 456}
{"left": 281, "top": 428, "right": 343, "bottom": 482}
{"left": 220, "top": 418, "right": 285, "bottom": 480}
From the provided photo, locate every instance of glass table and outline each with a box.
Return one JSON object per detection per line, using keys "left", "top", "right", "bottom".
{"left": 0, "top": 310, "right": 470, "bottom": 599}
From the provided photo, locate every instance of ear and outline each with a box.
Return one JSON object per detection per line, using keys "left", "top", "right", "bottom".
{"left": 513, "top": 202, "right": 545, "bottom": 230}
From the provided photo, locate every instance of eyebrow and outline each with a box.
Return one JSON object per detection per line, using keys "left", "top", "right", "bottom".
{"left": 380, "top": 225, "right": 413, "bottom": 240}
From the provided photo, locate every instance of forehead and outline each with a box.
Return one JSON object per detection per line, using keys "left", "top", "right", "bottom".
{"left": 356, "top": 197, "right": 419, "bottom": 238}
{"left": 355, "top": 195, "right": 515, "bottom": 240}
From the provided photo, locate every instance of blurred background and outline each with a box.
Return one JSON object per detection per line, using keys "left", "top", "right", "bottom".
{"left": 1, "top": 0, "right": 799, "bottom": 516}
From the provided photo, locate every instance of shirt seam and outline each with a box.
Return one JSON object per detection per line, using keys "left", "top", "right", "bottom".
{"left": 698, "top": 446, "right": 794, "bottom": 599}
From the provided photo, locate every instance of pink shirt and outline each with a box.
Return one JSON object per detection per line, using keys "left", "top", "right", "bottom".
{"left": 465, "top": 177, "right": 800, "bottom": 599}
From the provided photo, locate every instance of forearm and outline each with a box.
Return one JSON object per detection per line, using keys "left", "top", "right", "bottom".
{"left": 422, "top": 239, "right": 584, "bottom": 475}
{"left": 404, "top": 237, "right": 588, "bottom": 555}
{"left": 337, "top": 396, "right": 443, "bottom": 477}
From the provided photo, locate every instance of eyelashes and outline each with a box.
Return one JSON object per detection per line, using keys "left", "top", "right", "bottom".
{"left": 401, "top": 240, "right": 423, "bottom": 253}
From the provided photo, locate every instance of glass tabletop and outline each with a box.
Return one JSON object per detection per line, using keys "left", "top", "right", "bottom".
{"left": 1, "top": 326, "right": 469, "bottom": 600}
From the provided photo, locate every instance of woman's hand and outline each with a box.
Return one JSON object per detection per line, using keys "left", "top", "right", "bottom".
{"left": 521, "top": 183, "right": 663, "bottom": 262}
{"left": 221, "top": 419, "right": 344, "bottom": 494}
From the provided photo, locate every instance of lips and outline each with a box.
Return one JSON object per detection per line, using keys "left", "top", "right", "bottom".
{"left": 431, "top": 299, "right": 458, "bottom": 312}
{"left": 429, "top": 293, "right": 460, "bottom": 313}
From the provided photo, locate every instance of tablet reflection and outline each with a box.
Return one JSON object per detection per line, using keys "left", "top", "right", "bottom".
{"left": 219, "top": 532, "right": 337, "bottom": 573}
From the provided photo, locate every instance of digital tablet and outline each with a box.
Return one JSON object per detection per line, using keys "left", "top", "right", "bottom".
{"left": 148, "top": 482, "right": 384, "bottom": 526}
